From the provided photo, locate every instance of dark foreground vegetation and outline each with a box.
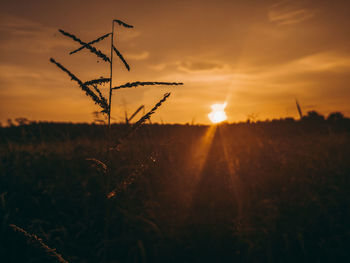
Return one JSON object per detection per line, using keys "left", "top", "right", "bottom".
{"left": 1, "top": 115, "right": 350, "bottom": 262}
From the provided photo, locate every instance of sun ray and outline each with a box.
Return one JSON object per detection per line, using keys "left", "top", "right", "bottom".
{"left": 187, "top": 125, "right": 217, "bottom": 181}
{"left": 217, "top": 125, "right": 245, "bottom": 218}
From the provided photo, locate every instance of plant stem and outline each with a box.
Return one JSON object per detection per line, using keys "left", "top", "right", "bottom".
{"left": 108, "top": 21, "right": 114, "bottom": 139}
{"left": 104, "top": 20, "right": 115, "bottom": 262}
{"left": 106, "top": 21, "right": 115, "bottom": 194}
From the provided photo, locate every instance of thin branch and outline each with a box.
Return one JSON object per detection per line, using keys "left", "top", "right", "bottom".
{"left": 112, "top": 81, "right": 183, "bottom": 90}
{"left": 112, "top": 45, "right": 130, "bottom": 71}
{"left": 58, "top": 29, "right": 111, "bottom": 63}
{"left": 70, "top": 32, "right": 111, "bottom": 55}
{"left": 50, "top": 58, "right": 108, "bottom": 112}
{"left": 113, "top": 19, "right": 134, "bottom": 28}
{"left": 9, "top": 224, "right": 69, "bottom": 263}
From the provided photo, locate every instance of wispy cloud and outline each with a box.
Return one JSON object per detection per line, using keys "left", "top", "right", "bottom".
{"left": 124, "top": 50, "right": 149, "bottom": 60}
{"left": 0, "top": 14, "right": 40, "bottom": 32}
{"left": 292, "top": 52, "right": 350, "bottom": 72}
{"left": 0, "top": 14, "right": 71, "bottom": 54}
{"left": 148, "top": 63, "right": 167, "bottom": 71}
{"left": 177, "top": 60, "right": 225, "bottom": 72}
{"left": 259, "top": 52, "right": 350, "bottom": 79}
{"left": 268, "top": 0, "right": 314, "bottom": 25}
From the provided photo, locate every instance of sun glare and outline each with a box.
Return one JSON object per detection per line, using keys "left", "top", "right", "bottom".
{"left": 208, "top": 102, "right": 227, "bottom": 124}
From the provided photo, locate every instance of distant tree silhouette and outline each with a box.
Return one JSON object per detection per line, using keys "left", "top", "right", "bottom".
{"left": 246, "top": 113, "right": 258, "bottom": 123}
{"left": 283, "top": 117, "right": 295, "bottom": 123}
{"left": 7, "top": 119, "right": 14, "bottom": 127}
{"left": 327, "top": 112, "right": 344, "bottom": 122}
{"left": 302, "top": 111, "right": 325, "bottom": 121}
{"left": 15, "top": 117, "right": 29, "bottom": 126}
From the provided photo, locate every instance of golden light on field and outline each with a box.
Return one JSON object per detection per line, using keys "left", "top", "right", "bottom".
{"left": 208, "top": 102, "right": 227, "bottom": 124}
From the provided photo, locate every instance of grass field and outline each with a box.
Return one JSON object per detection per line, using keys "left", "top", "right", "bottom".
{"left": 1, "top": 120, "right": 350, "bottom": 262}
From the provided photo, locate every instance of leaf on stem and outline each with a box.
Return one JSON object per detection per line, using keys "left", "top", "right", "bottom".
{"left": 113, "top": 19, "right": 134, "bottom": 28}
{"left": 70, "top": 32, "right": 111, "bottom": 55}
{"left": 113, "top": 81, "right": 183, "bottom": 90}
{"left": 113, "top": 45, "right": 130, "bottom": 71}
{"left": 59, "top": 29, "right": 111, "bottom": 63}
{"left": 50, "top": 58, "right": 109, "bottom": 112}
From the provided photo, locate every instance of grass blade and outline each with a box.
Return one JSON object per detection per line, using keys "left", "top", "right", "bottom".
{"left": 9, "top": 224, "right": 69, "bottom": 263}
{"left": 296, "top": 99, "right": 303, "bottom": 119}
{"left": 112, "top": 93, "right": 171, "bottom": 149}
{"left": 92, "top": 84, "right": 107, "bottom": 105}
{"left": 128, "top": 105, "right": 144, "bottom": 122}
{"left": 59, "top": 29, "right": 111, "bottom": 63}
{"left": 50, "top": 58, "right": 108, "bottom": 112}
{"left": 86, "top": 158, "right": 107, "bottom": 173}
{"left": 83, "top": 78, "right": 109, "bottom": 106}
{"left": 133, "top": 93, "right": 171, "bottom": 128}
{"left": 84, "top": 78, "right": 111, "bottom": 86}
{"left": 112, "top": 45, "right": 130, "bottom": 71}
{"left": 112, "top": 81, "right": 183, "bottom": 90}
{"left": 113, "top": 19, "right": 134, "bottom": 28}
{"left": 70, "top": 32, "right": 111, "bottom": 55}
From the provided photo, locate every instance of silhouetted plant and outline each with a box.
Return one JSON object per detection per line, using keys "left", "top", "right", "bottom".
{"left": 50, "top": 19, "right": 183, "bottom": 148}
{"left": 295, "top": 99, "right": 303, "bottom": 119}
{"left": 124, "top": 105, "right": 145, "bottom": 125}
{"left": 49, "top": 19, "right": 183, "bottom": 261}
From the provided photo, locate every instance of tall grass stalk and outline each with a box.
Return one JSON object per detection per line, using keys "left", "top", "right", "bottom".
{"left": 50, "top": 19, "right": 183, "bottom": 261}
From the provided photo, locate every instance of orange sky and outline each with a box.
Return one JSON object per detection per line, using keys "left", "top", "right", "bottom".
{"left": 1, "top": 0, "right": 350, "bottom": 124}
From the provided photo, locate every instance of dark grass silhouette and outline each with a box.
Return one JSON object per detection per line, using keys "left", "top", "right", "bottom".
{"left": 1, "top": 117, "right": 350, "bottom": 262}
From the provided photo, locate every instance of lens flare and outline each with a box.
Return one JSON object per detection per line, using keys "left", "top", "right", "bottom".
{"left": 208, "top": 102, "right": 227, "bottom": 123}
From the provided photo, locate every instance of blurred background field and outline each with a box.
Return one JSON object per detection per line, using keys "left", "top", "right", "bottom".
{"left": 1, "top": 117, "right": 350, "bottom": 262}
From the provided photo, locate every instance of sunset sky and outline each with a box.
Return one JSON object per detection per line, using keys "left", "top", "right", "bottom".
{"left": 1, "top": 0, "right": 350, "bottom": 124}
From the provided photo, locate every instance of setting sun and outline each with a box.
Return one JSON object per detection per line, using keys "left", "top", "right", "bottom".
{"left": 208, "top": 102, "right": 227, "bottom": 124}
